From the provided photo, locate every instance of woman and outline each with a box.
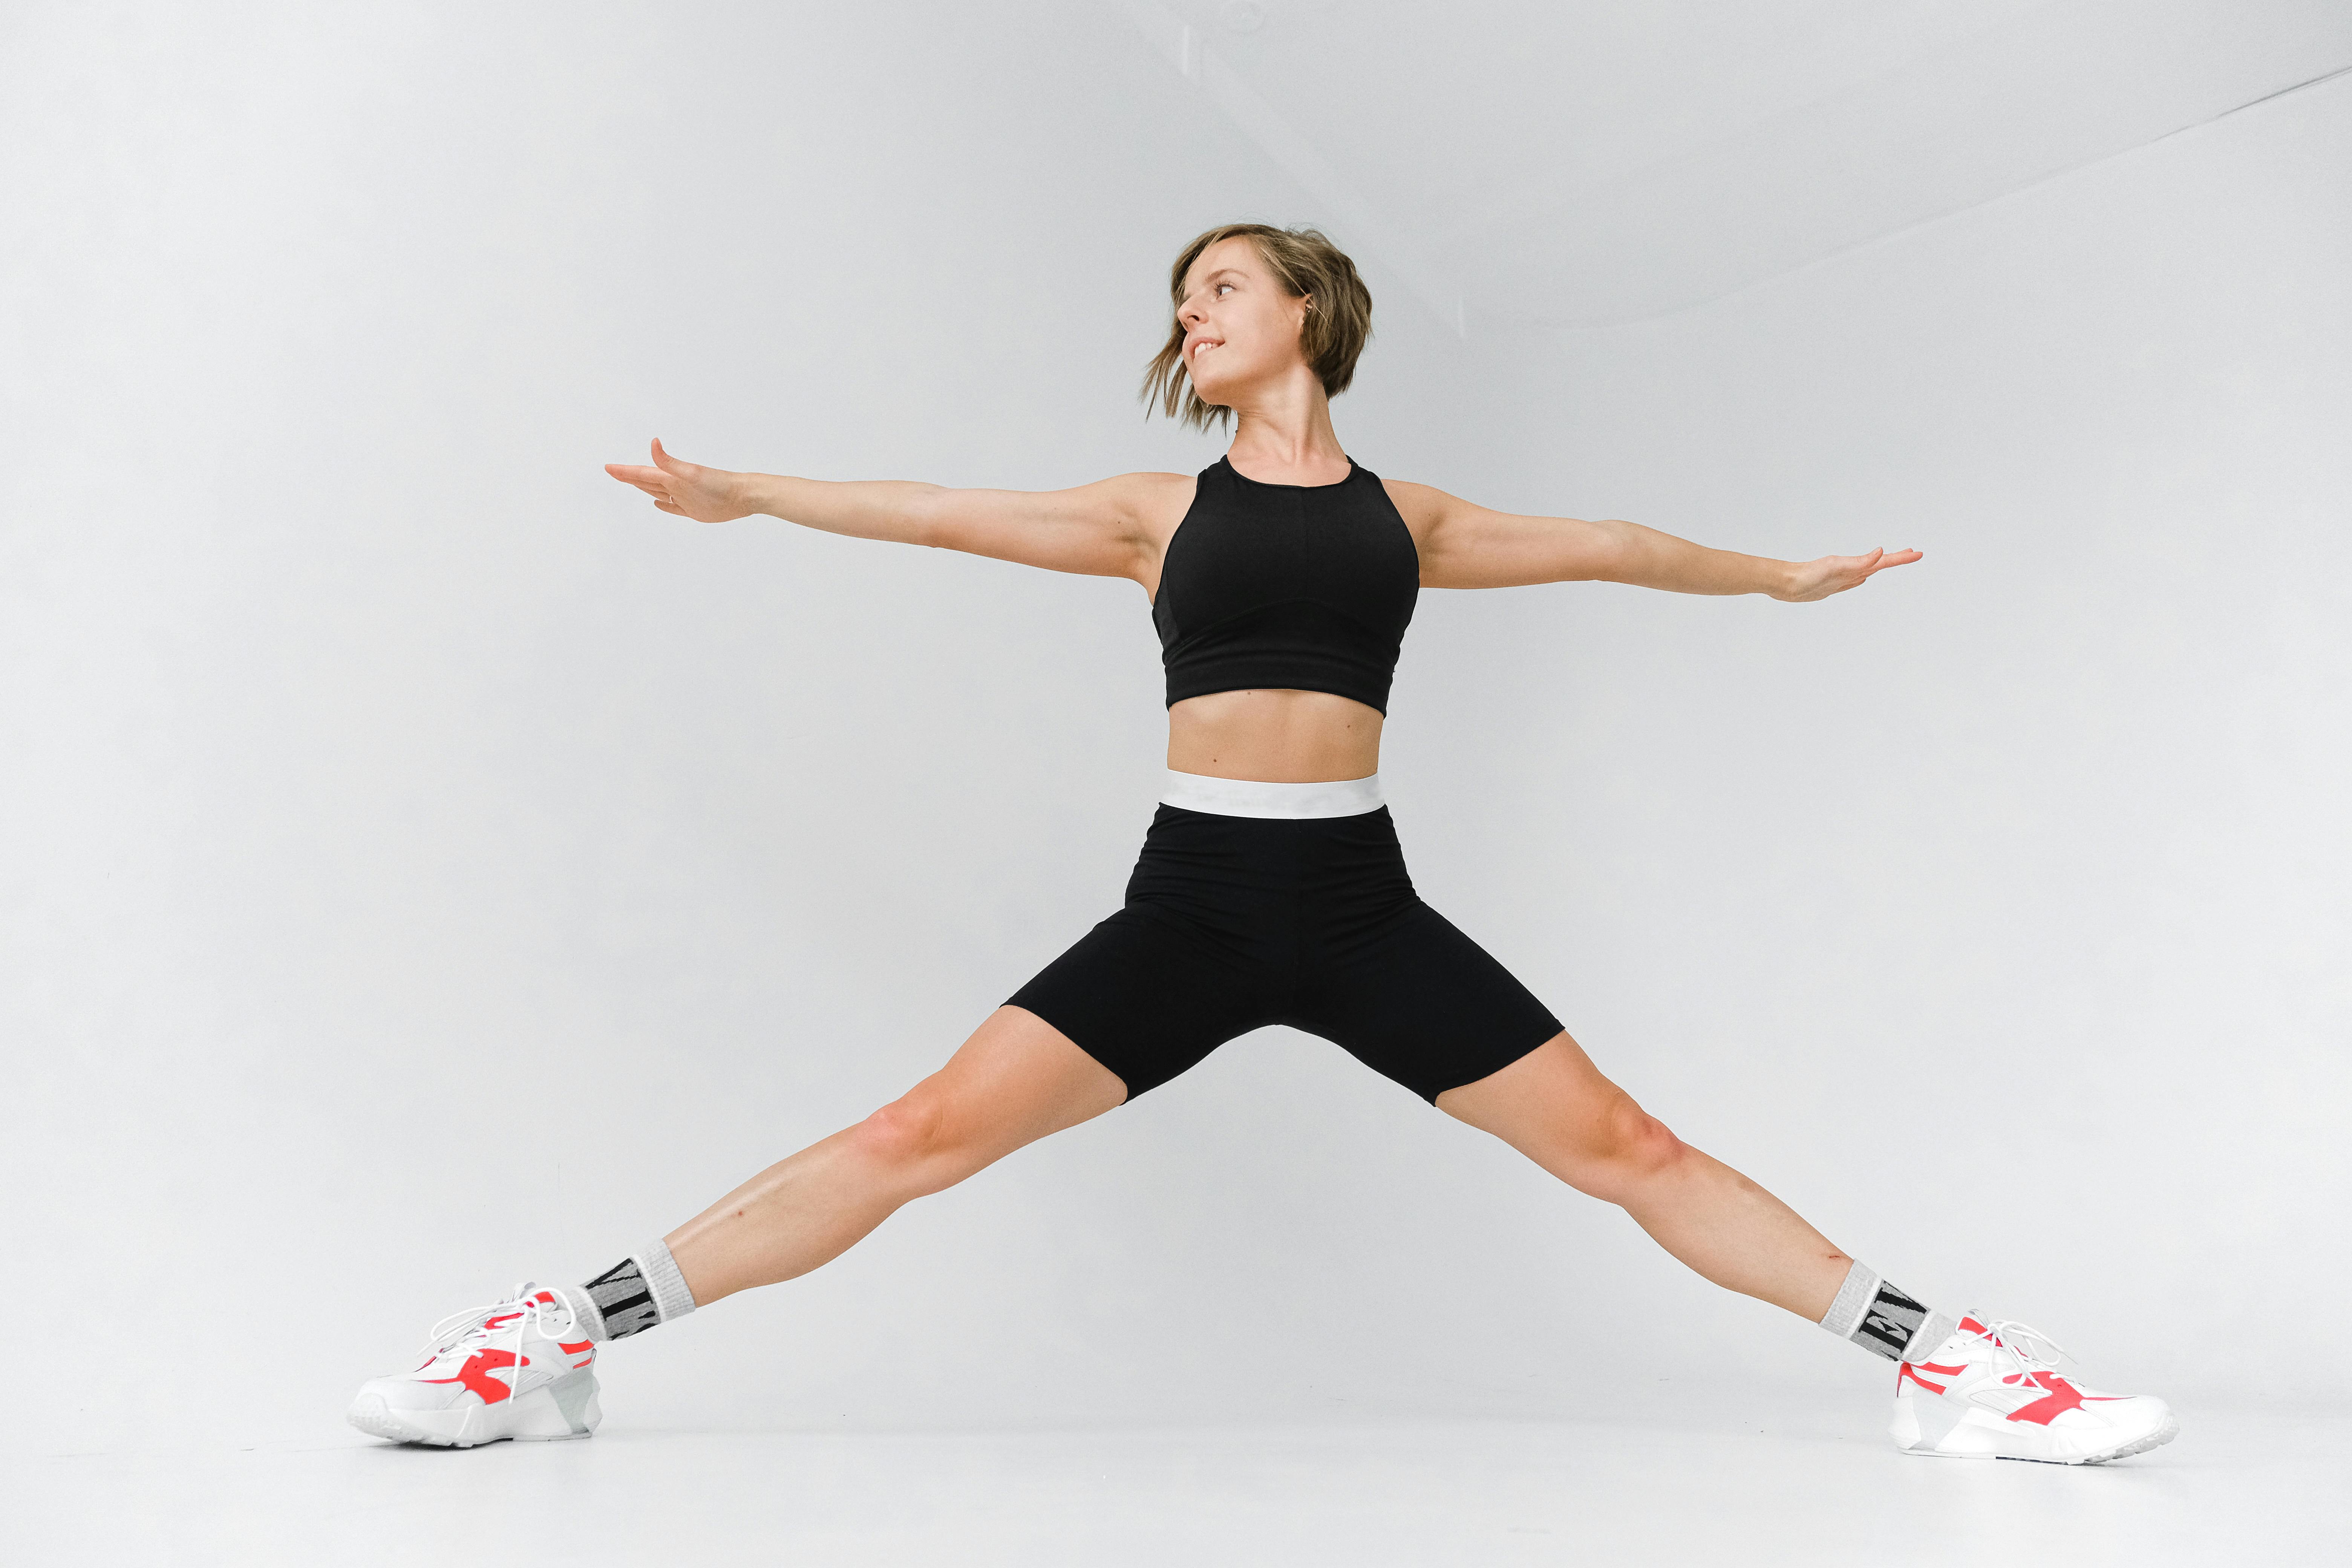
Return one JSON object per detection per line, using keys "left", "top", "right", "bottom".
{"left": 348, "top": 222, "right": 2174, "bottom": 1464}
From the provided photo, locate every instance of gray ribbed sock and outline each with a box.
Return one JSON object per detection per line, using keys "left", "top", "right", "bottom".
{"left": 1821, "top": 1261, "right": 1958, "bottom": 1363}
{"left": 576, "top": 1239, "right": 700, "bottom": 1343}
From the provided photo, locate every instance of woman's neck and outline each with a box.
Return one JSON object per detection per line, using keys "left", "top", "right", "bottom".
{"left": 1224, "top": 380, "right": 1346, "bottom": 484}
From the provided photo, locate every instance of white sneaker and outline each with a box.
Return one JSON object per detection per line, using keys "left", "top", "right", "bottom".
{"left": 1890, "top": 1313, "right": 2176, "bottom": 1464}
{"left": 347, "top": 1283, "right": 602, "bottom": 1448}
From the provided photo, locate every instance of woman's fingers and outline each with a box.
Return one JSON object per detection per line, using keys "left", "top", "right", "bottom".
{"left": 1782, "top": 546, "right": 1923, "bottom": 600}
{"left": 607, "top": 461, "right": 688, "bottom": 510}
{"left": 640, "top": 440, "right": 705, "bottom": 506}
{"left": 608, "top": 439, "right": 750, "bottom": 524}
{"left": 1824, "top": 547, "right": 1924, "bottom": 596}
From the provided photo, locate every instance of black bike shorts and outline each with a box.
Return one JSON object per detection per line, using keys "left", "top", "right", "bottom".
{"left": 1005, "top": 803, "right": 1563, "bottom": 1104}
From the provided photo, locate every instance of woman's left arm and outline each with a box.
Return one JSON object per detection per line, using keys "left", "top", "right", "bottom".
{"left": 1388, "top": 480, "right": 1921, "bottom": 602}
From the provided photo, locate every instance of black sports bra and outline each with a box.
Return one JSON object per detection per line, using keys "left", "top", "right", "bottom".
{"left": 1151, "top": 455, "right": 1421, "bottom": 715}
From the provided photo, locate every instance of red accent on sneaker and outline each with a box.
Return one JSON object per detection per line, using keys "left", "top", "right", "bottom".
{"left": 559, "top": 1341, "right": 594, "bottom": 1354}
{"left": 418, "top": 1349, "right": 522, "bottom": 1405}
{"left": 2006, "top": 1374, "right": 2089, "bottom": 1426}
{"left": 1897, "top": 1363, "right": 1948, "bottom": 1395}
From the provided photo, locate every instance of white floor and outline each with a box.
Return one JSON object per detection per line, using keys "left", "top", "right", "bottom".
{"left": 15, "top": 1397, "right": 2343, "bottom": 1566}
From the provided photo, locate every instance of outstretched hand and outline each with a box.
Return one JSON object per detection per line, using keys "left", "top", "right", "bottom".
{"left": 1778, "top": 546, "right": 1923, "bottom": 602}
{"left": 603, "top": 437, "right": 755, "bottom": 524}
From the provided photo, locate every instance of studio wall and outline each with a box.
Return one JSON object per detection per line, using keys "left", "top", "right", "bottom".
{"left": 3, "top": 1, "right": 2342, "bottom": 1452}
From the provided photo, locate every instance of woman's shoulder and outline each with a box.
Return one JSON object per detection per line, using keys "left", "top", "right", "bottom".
{"left": 1376, "top": 475, "right": 1451, "bottom": 539}
{"left": 1099, "top": 469, "right": 1201, "bottom": 545}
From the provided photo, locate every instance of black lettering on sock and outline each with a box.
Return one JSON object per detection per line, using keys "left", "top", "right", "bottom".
{"left": 602, "top": 1298, "right": 660, "bottom": 1337}
{"left": 1854, "top": 1280, "right": 1930, "bottom": 1361}
{"left": 585, "top": 1258, "right": 660, "bottom": 1339}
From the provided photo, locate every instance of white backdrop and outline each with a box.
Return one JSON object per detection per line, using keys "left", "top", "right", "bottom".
{"left": 4, "top": 1, "right": 2346, "bottom": 1455}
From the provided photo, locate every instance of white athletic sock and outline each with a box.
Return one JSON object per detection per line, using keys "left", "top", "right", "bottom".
{"left": 1821, "top": 1260, "right": 1959, "bottom": 1363}
{"left": 575, "top": 1239, "right": 700, "bottom": 1342}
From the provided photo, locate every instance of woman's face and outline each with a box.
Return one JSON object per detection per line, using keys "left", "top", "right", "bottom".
{"left": 1176, "top": 237, "right": 1311, "bottom": 408}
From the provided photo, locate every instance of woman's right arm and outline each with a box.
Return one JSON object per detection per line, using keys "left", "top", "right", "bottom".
{"left": 605, "top": 437, "right": 1169, "bottom": 583}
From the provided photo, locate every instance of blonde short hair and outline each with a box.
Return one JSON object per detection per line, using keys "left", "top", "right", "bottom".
{"left": 1140, "top": 223, "right": 1374, "bottom": 433}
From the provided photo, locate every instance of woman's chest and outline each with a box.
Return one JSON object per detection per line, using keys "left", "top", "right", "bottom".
{"left": 1155, "top": 502, "right": 1420, "bottom": 636}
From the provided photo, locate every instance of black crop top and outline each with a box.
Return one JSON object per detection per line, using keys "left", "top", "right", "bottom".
{"left": 1152, "top": 455, "right": 1421, "bottom": 715}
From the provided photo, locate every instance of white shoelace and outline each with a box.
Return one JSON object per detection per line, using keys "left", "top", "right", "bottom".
{"left": 1962, "top": 1318, "right": 2072, "bottom": 1388}
{"left": 416, "top": 1282, "right": 556, "bottom": 1394}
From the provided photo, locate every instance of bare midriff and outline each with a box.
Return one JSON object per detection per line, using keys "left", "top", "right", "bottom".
{"left": 1165, "top": 689, "right": 1384, "bottom": 783}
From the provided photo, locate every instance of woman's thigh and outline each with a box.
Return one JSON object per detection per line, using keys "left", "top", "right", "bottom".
{"left": 1434, "top": 1030, "right": 1671, "bottom": 1193}
{"left": 894, "top": 1004, "right": 1132, "bottom": 1173}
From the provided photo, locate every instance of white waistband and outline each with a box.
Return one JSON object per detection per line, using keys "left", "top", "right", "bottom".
{"left": 1159, "top": 769, "right": 1385, "bottom": 819}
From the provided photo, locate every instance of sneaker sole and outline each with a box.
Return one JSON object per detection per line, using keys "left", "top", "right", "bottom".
{"left": 2078, "top": 1410, "right": 2180, "bottom": 1465}
{"left": 347, "top": 1372, "right": 600, "bottom": 1448}
{"left": 1896, "top": 1408, "right": 2180, "bottom": 1465}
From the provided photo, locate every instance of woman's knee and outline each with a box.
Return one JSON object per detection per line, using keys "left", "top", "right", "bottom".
{"left": 846, "top": 1085, "right": 988, "bottom": 1196}
{"left": 1562, "top": 1091, "right": 1688, "bottom": 1201}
